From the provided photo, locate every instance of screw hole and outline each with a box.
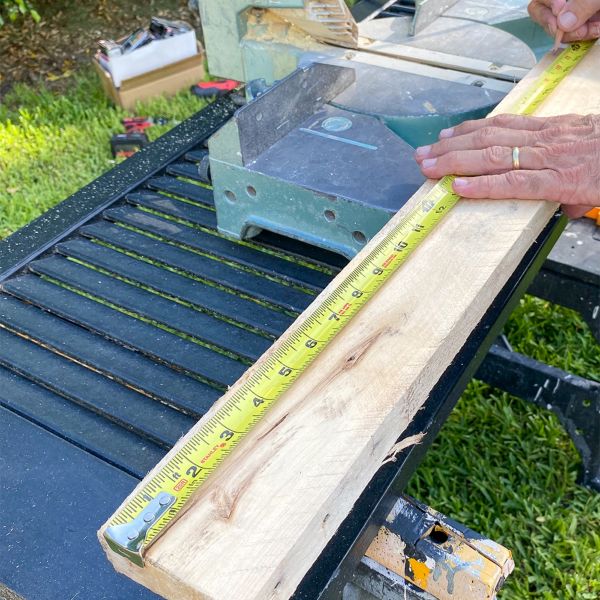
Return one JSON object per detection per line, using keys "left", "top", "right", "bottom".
{"left": 582, "top": 398, "right": 591, "bottom": 408}
{"left": 471, "top": 80, "right": 484, "bottom": 87}
{"left": 352, "top": 230, "right": 367, "bottom": 244}
{"left": 324, "top": 210, "right": 336, "bottom": 222}
{"left": 429, "top": 527, "right": 449, "bottom": 545}
{"left": 224, "top": 190, "right": 237, "bottom": 203}
{"left": 246, "top": 185, "right": 257, "bottom": 198}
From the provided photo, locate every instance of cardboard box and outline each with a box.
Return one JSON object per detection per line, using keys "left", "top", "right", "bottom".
{"left": 98, "top": 30, "right": 199, "bottom": 87}
{"left": 93, "top": 47, "right": 205, "bottom": 110}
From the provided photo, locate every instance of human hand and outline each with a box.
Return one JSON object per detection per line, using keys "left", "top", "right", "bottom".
{"left": 414, "top": 113, "right": 600, "bottom": 218}
{"left": 528, "top": 0, "right": 600, "bottom": 41}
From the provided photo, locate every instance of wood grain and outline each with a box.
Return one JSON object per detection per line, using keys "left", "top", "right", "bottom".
{"left": 99, "top": 42, "right": 600, "bottom": 600}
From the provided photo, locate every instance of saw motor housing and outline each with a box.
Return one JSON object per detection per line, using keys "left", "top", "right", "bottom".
{"left": 200, "top": 0, "right": 547, "bottom": 257}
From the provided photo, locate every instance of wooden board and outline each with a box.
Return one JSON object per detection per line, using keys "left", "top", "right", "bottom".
{"left": 100, "top": 43, "right": 600, "bottom": 599}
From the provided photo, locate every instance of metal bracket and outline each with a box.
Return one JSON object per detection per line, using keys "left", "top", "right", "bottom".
{"left": 344, "top": 495, "right": 514, "bottom": 600}
{"left": 103, "top": 492, "right": 176, "bottom": 567}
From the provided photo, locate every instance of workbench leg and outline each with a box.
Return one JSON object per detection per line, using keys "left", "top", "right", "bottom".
{"left": 477, "top": 342, "right": 600, "bottom": 492}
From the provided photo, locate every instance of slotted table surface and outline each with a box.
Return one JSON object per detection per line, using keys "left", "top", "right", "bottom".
{"left": 0, "top": 98, "right": 348, "bottom": 600}
{"left": 0, "top": 164, "right": 341, "bottom": 476}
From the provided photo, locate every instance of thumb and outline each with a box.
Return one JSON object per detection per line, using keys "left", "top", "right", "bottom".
{"left": 557, "top": 0, "right": 600, "bottom": 30}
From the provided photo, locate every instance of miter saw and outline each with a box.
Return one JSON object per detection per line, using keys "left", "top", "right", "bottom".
{"left": 199, "top": 0, "right": 549, "bottom": 258}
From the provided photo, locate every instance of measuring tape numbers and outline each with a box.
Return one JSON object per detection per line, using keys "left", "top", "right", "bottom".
{"left": 103, "top": 41, "right": 595, "bottom": 567}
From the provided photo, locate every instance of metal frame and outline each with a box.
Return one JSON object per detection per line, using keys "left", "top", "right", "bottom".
{"left": 530, "top": 258, "right": 600, "bottom": 343}
{"left": 478, "top": 341, "right": 600, "bottom": 490}
{"left": 527, "top": 216, "right": 600, "bottom": 344}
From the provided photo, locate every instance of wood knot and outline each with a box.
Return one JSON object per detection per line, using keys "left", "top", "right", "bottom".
{"left": 341, "top": 331, "right": 382, "bottom": 370}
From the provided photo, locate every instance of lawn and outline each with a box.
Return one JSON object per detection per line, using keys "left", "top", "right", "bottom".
{"left": 1, "top": 69, "right": 599, "bottom": 599}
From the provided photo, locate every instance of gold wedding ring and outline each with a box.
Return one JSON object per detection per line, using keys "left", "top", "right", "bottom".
{"left": 512, "top": 146, "right": 521, "bottom": 170}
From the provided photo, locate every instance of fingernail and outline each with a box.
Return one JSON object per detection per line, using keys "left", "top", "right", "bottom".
{"left": 453, "top": 178, "right": 469, "bottom": 191}
{"left": 439, "top": 127, "right": 454, "bottom": 138}
{"left": 558, "top": 11, "right": 577, "bottom": 29}
{"left": 422, "top": 158, "right": 437, "bottom": 168}
{"left": 415, "top": 145, "right": 432, "bottom": 157}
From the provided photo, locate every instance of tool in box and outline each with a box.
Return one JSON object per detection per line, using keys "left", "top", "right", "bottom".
{"left": 97, "top": 16, "right": 191, "bottom": 59}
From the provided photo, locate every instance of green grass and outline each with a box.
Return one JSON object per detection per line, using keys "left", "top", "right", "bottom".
{"left": 1, "top": 70, "right": 599, "bottom": 599}
{"left": 0, "top": 70, "right": 206, "bottom": 238}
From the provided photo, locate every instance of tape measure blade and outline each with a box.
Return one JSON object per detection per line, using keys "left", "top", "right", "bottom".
{"left": 511, "top": 41, "right": 595, "bottom": 115}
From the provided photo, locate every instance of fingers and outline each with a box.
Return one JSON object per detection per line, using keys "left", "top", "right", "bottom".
{"left": 528, "top": 1, "right": 560, "bottom": 35}
{"left": 451, "top": 170, "right": 565, "bottom": 201}
{"left": 439, "top": 115, "right": 546, "bottom": 139}
{"left": 417, "top": 128, "right": 539, "bottom": 158}
{"left": 557, "top": 0, "right": 600, "bottom": 32}
{"left": 419, "top": 141, "right": 597, "bottom": 179}
{"left": 419, "top": 146, "right": 549, "bottom": 178}
{"left": 444, "top": 167, "right": 596, "bottom": 216}
{"left": 416, "top": 122, "right": 597, "bottom": 160}
{"left": 528, "top": 0, "right": 600, "bottom": 41}
{"left": 436, "top": 114, "right": 584, "bottom": 140}
{"left": 550, "top": 0, "right": 568, "bottom": 14}
{"left": 561, "top": 18, "right": 600, "bottom": 40}
{"left": 449, "top": 167, "right": 598, "bottom": 210}
{"left": 417, "top": 128, "right": 545, "bottom": 159}
{"left": 412, "top": 111, "right": 600, "bottom": 214}
{"left": 528, "top": 0, "right": 568, "bottom": 35}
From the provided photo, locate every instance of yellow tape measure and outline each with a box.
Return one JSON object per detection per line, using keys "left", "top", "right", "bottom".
{"left": 104, "top": 41, "right": 594, "bottom": 567}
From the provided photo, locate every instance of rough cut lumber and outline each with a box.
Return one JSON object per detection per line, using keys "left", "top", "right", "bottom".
{"left": 100, "top": 43, "right": 600, "bottom": 600}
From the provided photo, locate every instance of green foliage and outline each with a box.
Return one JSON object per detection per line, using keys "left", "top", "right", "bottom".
{"left": 0, "top": 0, "right": 40, "bottom": 26}
{"left": 505, "top": 296, "right": 600, "bottom": 380}
{"left": 1, "top": 71, "right": 599, "bottom": 598}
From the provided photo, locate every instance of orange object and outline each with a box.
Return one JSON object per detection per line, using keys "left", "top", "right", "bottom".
{"left": 585, "top": 207, "right": 600, "bottom": 225}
